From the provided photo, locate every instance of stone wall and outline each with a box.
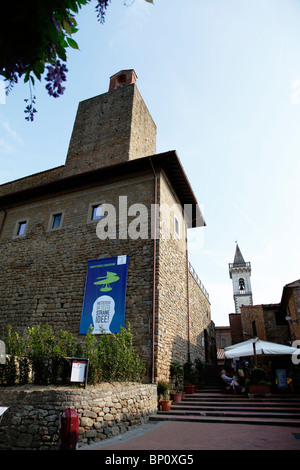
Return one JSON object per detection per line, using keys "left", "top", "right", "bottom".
{"left": 155, "top": 173, "right": 189, "bottom": 381}
{"left": 154, "top": 173, "right": 214, "bottom": 381}
{"left": 240, "top": 304, "right": 289, "bottom": 344}
{"left": 229, "top": 313, "right": 244, "bottom": 344}
{"left": 0, "top": 382, "right": 157, "bottom": 450}
{"left": 0, "top": 72, "right": 212, "bottom": 388}
{"left": 64, "top": 84, "right": 156, "bottom": 177}
{"left": 0, "top": 165, "right": 64, "bottom": 198}
{"left": 0, "top": 82, "right": 156, "bottom": 195}
{"left": 188, "top": 268, "right": 216, "bottom": 365}
{"left": 0, "top": 166, "right": 212, "bottom": 383}
{"left": 284, "top": 286, "right": 300, "bottom": 342}
{"left": 215, "top": 326, "right": 232, "bottom": 349}
{"left": 0, "top": 174, "right": 156, "bottom": 378}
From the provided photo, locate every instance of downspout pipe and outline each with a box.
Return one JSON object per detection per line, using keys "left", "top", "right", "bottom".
{"left": 149, "top": 157, "right": 157, "bottom": 384}
{"left": 0, "top": 208, "right": 7, "bottom": 237}
{"left": 185, "top": 223, "right": 191, "bottom": 362}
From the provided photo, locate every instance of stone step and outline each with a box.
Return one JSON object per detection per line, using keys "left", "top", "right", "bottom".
{"left": 172, "top": 403, "right": 300, "bottom": 412}
{"left": 151, "top": 388, "right": 300, "bottom": 427}
{"left": 178, "top": 398, "right": 300, "bottom": 407}
{"left": 155, "top": 408, "right": 300, "bottom": 420}
{"left": 183, "top": 392, "right": 300, "bottom": 402}
{"left": 150, "top": 414, "right": 300, "bottom": 427}
{"left": 182, "top": 397, "right": 300, "bottom": 406}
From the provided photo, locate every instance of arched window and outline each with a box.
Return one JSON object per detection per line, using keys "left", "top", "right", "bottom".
{"left": 239, "top": 278, "right": 245, "bottom": 290}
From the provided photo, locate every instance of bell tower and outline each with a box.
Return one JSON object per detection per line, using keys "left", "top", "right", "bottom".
{"left": 229, "top": 243, "right": 253, "bottom": 313}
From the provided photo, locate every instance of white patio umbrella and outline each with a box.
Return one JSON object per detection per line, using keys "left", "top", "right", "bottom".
{"left": 224, "top": 337, "right": 299, "bottom": 365}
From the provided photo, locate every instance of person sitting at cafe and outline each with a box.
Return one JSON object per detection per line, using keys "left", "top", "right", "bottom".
{"left": 219, "top": 369, "right": 240, "bottom": 392}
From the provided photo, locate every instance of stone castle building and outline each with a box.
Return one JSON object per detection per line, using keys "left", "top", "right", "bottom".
{"left": 0, "top": 70, "right": 215, "bottom": 382}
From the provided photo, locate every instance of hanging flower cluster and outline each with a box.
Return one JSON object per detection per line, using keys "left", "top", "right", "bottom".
{"left": 45, "top": 61, "right": 68, "bottom": 98}
{"left": 0, "top": 0, "right": 153, "bottom": 121}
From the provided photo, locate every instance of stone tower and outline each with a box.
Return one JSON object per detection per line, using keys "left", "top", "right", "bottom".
{"left": 64, "top": 69, "right": 157, "bottom": 176}
{"left": 229, "top": 243, "right": 253, "bottom": 313}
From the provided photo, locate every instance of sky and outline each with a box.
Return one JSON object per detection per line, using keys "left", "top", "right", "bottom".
{"left": 1, "top": 0, "right": 300, "bottom": 326}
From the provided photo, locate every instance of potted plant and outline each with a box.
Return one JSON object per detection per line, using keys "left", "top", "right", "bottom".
{"left": 157, "top": 381, "right": 172, "bottom": 411}
{"left": 195, "top": 358, "right": 205, "bottom": 390}
{"left": 183, "top": 360, "right": 195, "bottom": 394}
{"left": 248, "top": 366, "right": 271, "bottom": 395}
{"left": 170, "top": 362, "right": 184, "bottom": 402}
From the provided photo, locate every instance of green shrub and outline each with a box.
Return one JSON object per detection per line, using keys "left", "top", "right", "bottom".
{"left": 1, "top": 322, "right": 145, "bottom": 386}
{"left": 170, "top": 362, "right": 184, "bottom": 390}
{"left": 157, "top": 381, "right": 170, "bottom": 400}
{"left": 249, "top": 366, "right": 271, "bottom": 386}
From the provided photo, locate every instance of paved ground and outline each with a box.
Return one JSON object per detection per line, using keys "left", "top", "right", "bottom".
{"left": 79, "top": 420, "right": 300, "bottom": 451}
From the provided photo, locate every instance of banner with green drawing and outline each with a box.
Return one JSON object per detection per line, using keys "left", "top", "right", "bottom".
{"left": 79, "top": 255, "right": 129, "bottom": 334}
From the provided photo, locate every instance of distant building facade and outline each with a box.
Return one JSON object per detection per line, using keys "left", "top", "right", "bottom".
{"left": 281, "top": 280, "right": 300, "bottom": 343}
{"left": 216, "top": 245, "right": 299, "bottom": 360}
{"left": 240, "top": 279, "right": 300, "bottom": 345}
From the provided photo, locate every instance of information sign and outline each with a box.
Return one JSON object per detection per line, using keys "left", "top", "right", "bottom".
{"left": 276, "top": 368, "right": 288, "bottom": 389}
{"left": 69, "top": 358, "right": 89, "bottom": 388}
{"left": 0, "top": 340, "right": 5, "bottom": 365}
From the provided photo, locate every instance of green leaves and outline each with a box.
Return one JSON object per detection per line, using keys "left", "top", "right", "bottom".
{"left": 66, "top": 37, "right": 79, "bottom": 50}
{"left": 0, "top": 0, "right": 155, "bottom": 121}
{"left": 2, "top": 323, "right": 145, "bottom": 386}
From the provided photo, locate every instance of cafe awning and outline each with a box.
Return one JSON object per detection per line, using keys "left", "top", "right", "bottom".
{"left": 224, "top": 337, "right": 299, "bottom": 360}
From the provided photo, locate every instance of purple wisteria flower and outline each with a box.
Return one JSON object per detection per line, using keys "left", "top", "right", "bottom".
{"left": 5, "top": 62, "right": 26, "bottom": 94}
{"left": 24, "top": 95, "right": 37, "bottom": 122}
{"left": 45, "top": 61, "right": 68, "bottom": 98}
{"left": 95, "top": 0, "right": 111, "bottom": 24}
{"left": 52, "top": 16, "right": 61, "bottom": 35}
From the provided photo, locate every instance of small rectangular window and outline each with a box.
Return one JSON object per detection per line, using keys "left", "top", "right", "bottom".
{"left": 52, "top": 213, "right": 62, "bottom": 229}
{"left": 17, "top": 221, "right": 27, "bottom": 236}
{"left": 13, "top": 219, "right": 29, "bottom": 238}
{"left": 47, "top": 211, "right": 64, "bottom": 231}
{"left": 174, "top": 215, "right": 180, "bottom": 238}
{"left": 91, "top": 205, "right": 102, "bottom": 220}
{"left": 87, "top": 201, "right": 103, "bottom": 224}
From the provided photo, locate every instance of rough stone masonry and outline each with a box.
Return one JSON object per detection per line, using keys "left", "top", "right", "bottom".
{"left": 0, "top": 382, "right": 157, "bottom": 450}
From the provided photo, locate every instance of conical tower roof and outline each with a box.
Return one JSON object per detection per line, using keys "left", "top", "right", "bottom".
{"left": 233, "top": 244, "right": 246, "bottom": 265}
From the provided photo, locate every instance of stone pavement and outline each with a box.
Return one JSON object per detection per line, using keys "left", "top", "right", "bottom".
{"left": 79, "top": 387, "right": 300, "bottom": 451}
{"left": 79, "top": 419, "right": 300, "bottom": 450}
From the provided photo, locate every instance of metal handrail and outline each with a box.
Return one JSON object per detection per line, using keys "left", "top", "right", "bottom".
{"left": 188, "top": 262, "right": 209, "bottom": 300}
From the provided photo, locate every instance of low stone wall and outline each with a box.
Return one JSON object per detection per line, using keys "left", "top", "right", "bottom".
{"left": 0, "top": 382, "right": 157, "bottom": 450}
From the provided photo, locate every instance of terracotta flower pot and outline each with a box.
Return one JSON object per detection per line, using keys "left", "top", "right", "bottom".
{"left": 249, "top": 384, "right": 271, "bottom": 394}
{"left": 171, "top": 392, "right": 182, "bottom": 402}
{"left": 160, "top": 400, "right": 172, "bottom": 411}
{"left": 184, "top": 385, "right": 195, "bottom": 394}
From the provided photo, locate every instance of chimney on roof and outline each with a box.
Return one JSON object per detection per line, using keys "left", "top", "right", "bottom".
{"left": 109, "top": 69, "right": 138, "bottom": 91}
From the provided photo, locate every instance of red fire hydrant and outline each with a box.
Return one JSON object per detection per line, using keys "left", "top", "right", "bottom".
{"left": 59, "top": 408, "right": 79, "bottom": 450}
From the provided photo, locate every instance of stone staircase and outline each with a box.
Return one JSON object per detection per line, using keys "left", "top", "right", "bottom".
{"left": 150, "top": 385, "right": 300, "bottom": 427}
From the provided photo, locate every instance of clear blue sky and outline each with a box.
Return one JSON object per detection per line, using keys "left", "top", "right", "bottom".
{"left": 1, "top": 0, "right": 300, "bottom": 325}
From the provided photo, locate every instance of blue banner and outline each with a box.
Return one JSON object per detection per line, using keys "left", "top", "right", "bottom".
{"left": 79, "top": 255, "right": 129, "bottom": 334}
